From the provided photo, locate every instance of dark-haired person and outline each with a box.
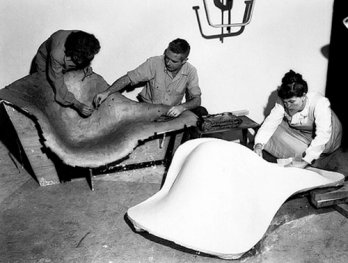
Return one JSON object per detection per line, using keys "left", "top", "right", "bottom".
{"left": 31, "top": 30, "right": 101, "bottom": 117}
{"left": 254, "top": 70, "right": 342, "bottom": 169}
{"left": 93, "top": 38, "right": 207, "bottom": 118}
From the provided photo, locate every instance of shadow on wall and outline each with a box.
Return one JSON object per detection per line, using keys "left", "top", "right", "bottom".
{"left": 262, "top": 42, "right": 330, "bottom": 122}
{"left": 321, "top": 44, "right": 330, "bottom": 59}
{"left": 262, "top": 90, "right": 278, "bottom": 120}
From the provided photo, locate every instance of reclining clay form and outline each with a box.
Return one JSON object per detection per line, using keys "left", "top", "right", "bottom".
{"left": 0, "top": 71, "right": 197, "bottom": 168}
{"left": 127, "top": 138, "right": 344, "bottom": 259}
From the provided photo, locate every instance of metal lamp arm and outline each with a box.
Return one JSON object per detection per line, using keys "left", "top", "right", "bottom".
{"left": 203, "top": 0, "right": 256, "bottom": 28}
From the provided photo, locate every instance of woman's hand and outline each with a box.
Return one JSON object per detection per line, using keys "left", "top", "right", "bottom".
{"left": 253, "top": 143, "right": 264, "bottom": 157}
{"left": 289, "top": 160, "right": 309, "bottom": 169}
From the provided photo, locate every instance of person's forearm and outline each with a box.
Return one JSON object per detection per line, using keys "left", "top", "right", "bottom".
{"left": 52, "top": 78, "right": 76, "bottom": 106}
{"left": 48, "top": 62, "right": 77, "bottom": 106}
{"left": 105, "top": 74, "right": 131, "bottom": 95}
{"left": 181, "top": 96, "right": 201, "bottom": 110}
{"left": 254, "top": 104, "right": 284, "bottom": 145}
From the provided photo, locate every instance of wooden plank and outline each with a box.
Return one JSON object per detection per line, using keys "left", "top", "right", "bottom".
{"left": 334, "top": 203, "right": 348, "bottom": 218}
{"left": 96, "top": 131, "right": 183, "bottom": 174}
{"left": 3, "top": 104, "right": 60, "bottom": 186}
{"left": 121, "top": 136, "right": 170, "bottom": 165}
{"left": 238, "top": 115, "right": 260, "bottom": 130}
{"left": 310, "top": 183, "right": 348, "bottom": 208}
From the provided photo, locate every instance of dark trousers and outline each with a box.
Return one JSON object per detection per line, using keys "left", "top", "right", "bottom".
{"left": 182, "top": 106, "right": 209, "bottom": 142}
{"left": 190, "top": 106, "right": 208, "bottom": 118}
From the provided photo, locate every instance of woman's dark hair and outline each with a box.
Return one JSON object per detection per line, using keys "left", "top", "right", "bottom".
{"left": 168, "top": 38, "right": 190, "bottom": 59}
{"left": 277, "top": 70, "right": 308, "bottom": 99}
{"left": 65, "top": 31, "right": 101, "bottom": 69}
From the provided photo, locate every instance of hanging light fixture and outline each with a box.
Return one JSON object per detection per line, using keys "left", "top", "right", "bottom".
{"left": 193, "top": 0, "right": 256, "bottom": 42}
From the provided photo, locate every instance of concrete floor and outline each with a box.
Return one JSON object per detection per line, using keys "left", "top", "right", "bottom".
{"left": 1, "top": 131, "right": 348, "bottom": 263}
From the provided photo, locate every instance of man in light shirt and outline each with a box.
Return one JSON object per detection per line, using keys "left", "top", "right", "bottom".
{"left": 93, "top": 38, "right": 207, "bottom": 118}
{"left": 254, "top": 70, "right": 342, "bottom": 169}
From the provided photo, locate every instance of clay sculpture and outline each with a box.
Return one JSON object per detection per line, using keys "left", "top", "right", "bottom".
{"left": 127, "top": 138, "right": 344, "bottom": 259}
{"left": 0, "top": 71, "right": 197, "bottom": 168}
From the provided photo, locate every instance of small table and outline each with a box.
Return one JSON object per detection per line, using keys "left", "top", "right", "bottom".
{"left": 196, "top": 115, "right": 260, "bottom": 146}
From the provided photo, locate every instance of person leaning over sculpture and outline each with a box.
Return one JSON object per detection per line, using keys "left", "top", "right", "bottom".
{"left": 93, "top": 38, "right": 208, "bottom": 118}
{"left": 254, "top": 70, "right": 342, "bottom": 169}
{"left": 31, "top": 30, "right": 101, "bottom": 117}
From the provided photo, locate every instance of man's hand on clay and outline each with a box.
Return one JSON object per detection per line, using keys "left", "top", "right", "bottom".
{"left": 166, "top": 105, "right": 186, "bottom": 118}
{"left": 74, "top": 101, "right": 94, "bottom": 117}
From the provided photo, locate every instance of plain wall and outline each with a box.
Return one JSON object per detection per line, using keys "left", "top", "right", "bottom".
{"left": 0, "top": 0, "right": 333, "bottom": 123}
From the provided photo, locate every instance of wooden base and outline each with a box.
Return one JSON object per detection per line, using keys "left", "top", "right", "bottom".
{"left": 310, "top": 182, "right": 348, "bottom": 218}
{"left": 87, "top": 130, "right": 184, "bottom": 190}
{"left": 1, "top": 102, "right": 183, "bottom": 190}
{"left": 2, "top": 103, "right": 60, "bottom": 186}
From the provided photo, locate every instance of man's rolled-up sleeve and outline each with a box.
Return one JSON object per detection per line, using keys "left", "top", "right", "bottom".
{"left": 185, "top": 67, "right": 201, "bottom": 101}
{"left": 127, "top": 58, "right": 154, "bottom": 85}
{"left": 48, "top": 55, "right": 76, "bottom": 106}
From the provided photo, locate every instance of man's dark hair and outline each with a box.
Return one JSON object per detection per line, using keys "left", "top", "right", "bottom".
{"left": 65, "top": 31, "right": 101, "bottom": 69}
{"left": 168, "top": 38, "right": 190, "bottom": 59}
{"left": 277, "top": 70, "right": 308, "bottom": 99}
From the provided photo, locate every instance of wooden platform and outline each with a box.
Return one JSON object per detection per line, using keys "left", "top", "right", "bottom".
{"left": 2, "top": 103, "right": 61, "bottom": 186}
{"left": 310, "top": 182, "right": 348, "bottom": 218}
{"left": 0, "top": 102, "right": 183, "bottom": 188}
